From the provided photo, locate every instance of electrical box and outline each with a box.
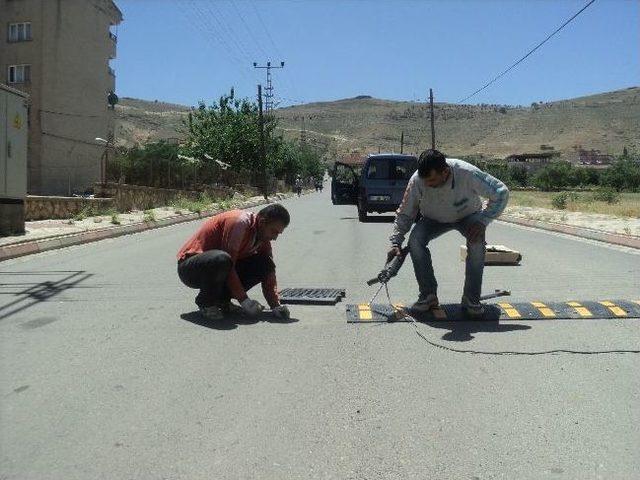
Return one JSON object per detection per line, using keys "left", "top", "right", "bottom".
{"left": 1, "top": 83, "right": 29, "bottom": 236}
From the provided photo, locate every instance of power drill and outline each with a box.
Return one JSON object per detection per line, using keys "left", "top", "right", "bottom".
{"left": 367, "top": 246, "right": 410, "bottom": 286}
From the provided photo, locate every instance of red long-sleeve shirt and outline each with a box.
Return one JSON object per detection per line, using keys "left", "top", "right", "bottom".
{"left": 177, "top": 210, "right": 279, "bottom": 307}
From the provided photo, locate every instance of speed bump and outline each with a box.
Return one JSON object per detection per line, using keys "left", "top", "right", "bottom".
{"left": 346, "top": 300, "right": 640, "bottom": 323}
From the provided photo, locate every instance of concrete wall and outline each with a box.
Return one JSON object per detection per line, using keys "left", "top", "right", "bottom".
{"left": 0, "top": 0, "right": 122, "bottom": 195}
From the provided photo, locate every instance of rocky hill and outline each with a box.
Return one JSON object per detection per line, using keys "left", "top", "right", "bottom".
{"left": 115, "top": 87, "right": 640, "bottom": 160}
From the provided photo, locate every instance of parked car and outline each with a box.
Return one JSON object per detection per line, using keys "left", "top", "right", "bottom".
{"left": 331, "top": 153, "right": 418, "bottom": 221}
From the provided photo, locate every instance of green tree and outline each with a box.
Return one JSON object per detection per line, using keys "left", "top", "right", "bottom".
{"left": 532, "top": 161, "right": 574, "bottom": 191}
{"left": 600, "top": 157, "right": 640, "bottom": 192}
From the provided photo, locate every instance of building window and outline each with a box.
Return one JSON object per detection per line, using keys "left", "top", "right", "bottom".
{"left": 8, "top": 22, "right": 32, "bottom": 42}
{"left": 8, "top": 65, "right": 31, "bottom": 84}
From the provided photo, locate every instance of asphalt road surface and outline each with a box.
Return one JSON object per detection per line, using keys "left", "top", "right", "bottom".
{"left": 2, "top": 189, "right": 639, "bottom": 479}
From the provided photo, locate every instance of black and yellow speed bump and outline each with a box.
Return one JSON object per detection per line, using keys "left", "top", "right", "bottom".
{"left": 346, "top": 300, "right": 640, "bottom": 323}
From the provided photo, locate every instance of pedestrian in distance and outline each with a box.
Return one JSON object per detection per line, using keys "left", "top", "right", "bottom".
{"left": 388, "top": 149, "right": 509, "bottom": 315}
{"left": 177, "top": 204, "right": 291, "bottom": 321}
{"left": 295, "top": 175, "right": 303, "bottom": 197}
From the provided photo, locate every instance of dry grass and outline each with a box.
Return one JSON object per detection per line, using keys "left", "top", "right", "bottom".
{"left": 509, "top": 191, "right": 640, "bottom": 218}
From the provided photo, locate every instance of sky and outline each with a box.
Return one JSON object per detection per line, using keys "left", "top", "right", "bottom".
{"left": 112, "top": 0, "right": 639, "bottom": 108}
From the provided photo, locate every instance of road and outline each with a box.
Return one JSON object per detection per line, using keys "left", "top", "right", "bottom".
{"left": 1, "top": 189, "right": 639, "bottom": 479}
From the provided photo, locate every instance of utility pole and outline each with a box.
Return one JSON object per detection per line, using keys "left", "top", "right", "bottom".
{"left": 253, "top": 61, "right": 285, "bottom": 114}
{"left": 400, "top": 131, "right": 404, "bottom": 154}
{"left": 429, "top": 88, "right": 436, "bottom": 149}
{"left": 257, "top": 84, "right": 267, "bottom": 198}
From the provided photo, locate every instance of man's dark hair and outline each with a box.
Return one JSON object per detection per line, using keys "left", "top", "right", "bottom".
{"left": 258, "top": 203, "right": 290, "bottom": 226}
{"left": 417, "top": 149, "right": 448, "bottom": 177}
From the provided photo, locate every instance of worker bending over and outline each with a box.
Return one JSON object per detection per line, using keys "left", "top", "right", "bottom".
{"left": 388, "top": 149, "right": 509, "bottom": 315}
{"left": 177, "top": 204, "right": 290, "bottom": 320}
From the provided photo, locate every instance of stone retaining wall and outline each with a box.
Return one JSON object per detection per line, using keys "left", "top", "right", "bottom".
{"left": 94, "top": 182, "right": 233, "bottom": 212}
{"left": 25, "top": 196, "right": 114, "bottom": 221}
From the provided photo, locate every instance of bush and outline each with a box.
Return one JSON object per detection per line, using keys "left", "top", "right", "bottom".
{"left": 600, "top": 157, "right": 640, "bottom": 192}
{"left": 551, "top": 192, "right": 569, "bottom": 209}
{"left": 591, "top": 187, "right": 620, "bottom": 204}
{"left": 143, "top": 209, "right": 156, "bottom": 222}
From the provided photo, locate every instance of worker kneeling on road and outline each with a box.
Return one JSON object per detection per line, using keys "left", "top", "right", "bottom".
{"left": 389, "top": 149, "right": 509, "bottom": 315}
{"left": 177, "top": 204, "right": 291, "bottom": 321}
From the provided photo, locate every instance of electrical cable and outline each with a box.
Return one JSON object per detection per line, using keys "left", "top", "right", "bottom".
{"left": 458, "top": 0, "right": 597, "bottom": 103}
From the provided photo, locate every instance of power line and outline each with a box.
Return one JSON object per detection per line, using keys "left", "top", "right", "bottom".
{"left": 180, "top": 0, "right": 251, "bottom": 84}
{"left": 458, "top": 0, "right": 597, "bottom": 103}
{"left": 203, "top": 1, "right": 254, "bottom": 64}
{"left": 249, "top": 1, "right": 302, "bottom": 101}
{"left": 230, "top": 0, "right": 269, "bottom": 59}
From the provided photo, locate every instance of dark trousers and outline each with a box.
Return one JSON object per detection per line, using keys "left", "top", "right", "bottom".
{"left": 177, "top": 250, "right": 275, "bottom": 308}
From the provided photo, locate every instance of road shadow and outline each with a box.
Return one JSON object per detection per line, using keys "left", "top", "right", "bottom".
{"left": 180, "top": 310, "right": 299, "bottom": 331}
{"left": 339, "top": 216, "right": 395, "bottom": 223}
{"left": 0, "top": 270, "right": 94, "bottom": 322}
{"left": 422, "top": 319, "right": 531, "bottom": 342}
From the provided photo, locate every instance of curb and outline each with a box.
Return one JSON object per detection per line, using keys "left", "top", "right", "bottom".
{"left": 0, "top": 194, "right": 291, "bottom": 262}
{"left": 499, "top": 214, "right": 640, "bottom": 249}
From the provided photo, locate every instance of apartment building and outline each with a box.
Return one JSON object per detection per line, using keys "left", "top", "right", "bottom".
{"left": 0, "top": 0, "right": 122, "bottom": 195}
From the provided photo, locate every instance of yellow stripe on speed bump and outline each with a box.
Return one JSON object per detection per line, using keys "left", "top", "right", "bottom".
{"left": 358, "top": 304, "right": 373, "bottom": 321}
{"left": 498, "top": 302, "right": 521, "bottom": 318}
{"left": 531, "top": 301, "right": 555, "bottom": 318}
{"left": 567, "top": 301, "right": 593, "bottom": 317}
{"left": 599, "top": 301, "right": 627, "bottom": 317}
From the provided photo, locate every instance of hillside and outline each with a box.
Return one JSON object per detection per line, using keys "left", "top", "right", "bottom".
{"left": 115, "top": 87, "right": 640, "bottom": 160}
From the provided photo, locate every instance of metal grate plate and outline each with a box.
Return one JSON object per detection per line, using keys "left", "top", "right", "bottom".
{"left": 279, "top": 287, "right": 346, "bottom": 305}
{"left": 347, "top": 300, "right": 640, "bottom": 323}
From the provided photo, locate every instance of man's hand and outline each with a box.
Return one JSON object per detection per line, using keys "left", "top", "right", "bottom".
{"left": 465, "top": 221, "right": 486, "bottom": 243}
{"left": 241, "top": 298, "right": 265, "bottom": 316}
{"left": 272, "top": 305, "right": 290, "bottom": 320}
{"left": 386, "top": 246, "right": 402, "bottom": 264}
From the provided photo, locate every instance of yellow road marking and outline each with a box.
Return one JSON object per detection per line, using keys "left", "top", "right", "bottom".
{"left": 567, "top": 301, "right": 592, "bottom": 317}
{"left": 599, "top": 301, "right": 627, "bottom": 317}
{"left": 358, "top": 304, "right": 373, "bottom": 321}
{"left": 498, "top": 303, "right": 521, "bottom": 318}
{"left": 531, "top": 301, "right": 555, "bottom": 318}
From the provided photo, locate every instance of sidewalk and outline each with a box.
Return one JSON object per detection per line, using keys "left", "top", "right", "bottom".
{"left": 0, "top": 192, "right": 292, "bottom": 262}
{"left": 499, "top": 205, "right": 640, "bottom": 249}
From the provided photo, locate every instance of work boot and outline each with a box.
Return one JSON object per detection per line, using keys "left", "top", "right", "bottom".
{"left": 411, "top": 293, "right": 439, "bottom": 312}
{"left": 198, "top": 305, "right": 224, "bottom": 320}
{"left": 461, "top": 295, "right": 485, "bottom": 316}
{"left": 221, "top": 302, "right": 244, "bottom": 314}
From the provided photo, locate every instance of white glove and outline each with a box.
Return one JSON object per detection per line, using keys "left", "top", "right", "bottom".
{"left": 241, "top": 298, "right": 265, "bottom": 316}
{"left": 272, "top": 305, "right": 290, "bottom": 320}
